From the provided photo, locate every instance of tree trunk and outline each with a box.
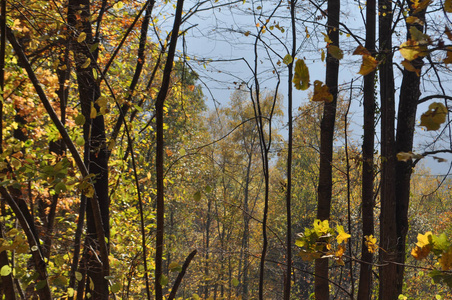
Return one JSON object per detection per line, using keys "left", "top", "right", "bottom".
{"left": 357, "top": 0, "right": 376, "bottom": 297}
{"left": 67, "top": 1, "right": 109, "bottom": 298}
{"left": 154, "top": 1, "right": 184, "bottom": 298}
{"left": 314, "top": 0, "right": 340, "bottom": 297}
{"left": 378, "top": 0, "right": 398, "bottom": 297}
{"left": 394, "top": 2, "right": 426, "bottom": 294}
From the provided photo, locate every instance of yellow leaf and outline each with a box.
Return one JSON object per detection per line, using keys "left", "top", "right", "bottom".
{"left": 328, "top": 45, "right": 343, "bottom": 60}
{"left": 358, "top": 55, "right": 378, "bottom": 76}
{"left": 293, "top": 59, "right": 310, "bottom": 90}
{"left": 411, "top": 245, "right": 431, "bottom": 260}
{"left": 353, "top": 45, "right": 371, "bottom": 56}
{"left": 401, "top": 59, "right": 421, "bottom": 76}
{"left": 311, "top": 80, "right": 333, "bottom": 103}
{"left": 77, "top": 32, "right": 87, "bottom": 43}
{"left": 321, "top": 49, "right": 325, "bottom": 62}
{"left": 440, "top": 248, "right": 452, "bottom": 270}
{"left": 336, "top": 225, "right": 351, "bottom": 244}
{"left": 364, "top": 235, "right": 378, "bottom": 253}
{"left": 399, "top": 40, "right": 428, "bottom": 61}
{"left": 90, "top": 102, "right": 97, "bottom": 119}
{"left": 416, "top": 231, "right": 433, "bottom": 248}
{"left": 406, "top": 16, "right": 424, "bottom": 25}
{"left": 81, "top": 57, "right": 91, "bottom": 69}
{"left": 420, "top": 102, "right": 447, "bottom": 131}
{"left": 413, "top": 0, "right": 432, "bottom": 13}
{"left": 321, "top": 32, "right": 332, "bottom": 44}
{"left": 335, "top": 244, "right": 346, "bottom": 258}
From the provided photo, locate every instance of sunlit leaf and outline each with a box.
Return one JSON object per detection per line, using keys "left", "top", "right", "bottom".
{"left": 0, "top": 265, "right": 11, "bottom": 276}
{"left": 399, "top": 40, "right": 428, "bottom": 61}
{"left": 81, "top": 57, "right": 91, "bottom": 69}
{"left": 336, "top": 225, "right": 351, "bottom": 244}
{"left": 77, "top": 32, "right": 86, "bottom": 43}
{"left": 364, "top": 235, "right": 378, "bottom": 253}
{"left": 358, "top": 55, "right": 378, "bottom": 76}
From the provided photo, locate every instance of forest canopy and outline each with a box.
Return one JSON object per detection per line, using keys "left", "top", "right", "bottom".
{"left": 1, "top": 0, "right": 452, "bottom": 299}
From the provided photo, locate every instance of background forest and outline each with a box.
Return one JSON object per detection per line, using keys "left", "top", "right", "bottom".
{"left": 1, "top": 0, "right": 452, "bottom": 299}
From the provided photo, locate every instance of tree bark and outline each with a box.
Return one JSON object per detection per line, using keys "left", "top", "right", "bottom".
{"left": 358, "top": 0, "right": 376, "bottom": 297}
{"left": 154, "top": 1, "right": 184, "bottom": 298}
{"left": 378, "top": 0, "right": 398, "bottom": 298}
{"left": 314, "top": 0, "right": 340, "bottom": 298}
{"left": 67, "top": 1, "right": 109, "bottom": 298}
{"left": 394, "top": 2, "right": 426, "bottom": 294}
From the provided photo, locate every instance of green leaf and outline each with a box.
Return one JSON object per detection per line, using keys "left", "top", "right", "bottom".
{"left": 205, "top": 185, "right": 212, "bottom": 193}
{"left": 0, "top": 265, "right": 11, "bottom": 276}
{"left": 76, "top": 136, "right": 85, "bottom": 146}
{"left": 179, "top": 148, "right": 186, "bottom": 156}
{"left": 283, "top": 54, "right": 293, "bottom": 65}
{"left": 232, "top": 278, "right": 239, "bottom": 287}
{"left": 75, "top": 114, "right": 86, "bottom": 125}
{"left": 75, "top": 271, "right": 82, "bottom": 281}
{"left": 159, "top": 274, "right": 168, "bottom": 287}
{"left": 111, "top": 282, "right": 122, "bottom": 293}
{"left": 328, "top": 45, "right": 343, "bottom": 60}
{"left": 193, "top": 191, "right": 201, "bottom": 202}
{"left": 293, "top": 59, "right": 309, "bottom": 90}
{"left": 420, "top": 102, "right": 447, "bottom": 131}
{"left": 35, "top": 280, "right": 47, "bottom": 290}
{"left": 55, "top": 182, "right": 67, "bottom": 194}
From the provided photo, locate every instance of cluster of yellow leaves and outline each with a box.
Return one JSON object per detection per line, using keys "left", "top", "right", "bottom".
{"left": 364, "top": 235, "right": 378, "bottom": 253}
{"left": 412, "top": 231, "right": 433, "bottom": 260}
{"left": 295, "top": 220, "right": 350, "bottom": 265}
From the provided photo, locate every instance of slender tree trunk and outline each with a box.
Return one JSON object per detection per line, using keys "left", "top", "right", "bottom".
{"left": 154, "top": 1, "right": 184, "bottom": 298}
{"left": 394, "top": 2, "right": 426, "bottom": 294}
{"left": 358, "top": 0, "right": 376, "bottom": 297}
{"left": 67, "top": 1, "right": 109, "bottom": 298}
{"left": 284, "top": 0, "right": 297, "bottom": 298}
{"left": 378, "top": 0, "right": 398, "bottom": 297}
{"left": 314, "top": 0, "right": 340, "bottom": 297}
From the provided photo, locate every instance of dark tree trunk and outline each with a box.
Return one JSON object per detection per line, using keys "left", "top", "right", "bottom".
{"left": 154, "top": 1, "right": 184, "bottom": 298}
{"left": 314, "top": 0, "right": 340, "bottom": 298}
{"left": 67, "top": 1, "right": 109, "bottom": 298}
{"left": 378, "top": 0, "right": 398, "bottom": 298}
{"left": 358, "top": 0, "right": 376, "bottom": 297}
{"left": 394, "top": 2, "right": 426, "bottom": 294}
